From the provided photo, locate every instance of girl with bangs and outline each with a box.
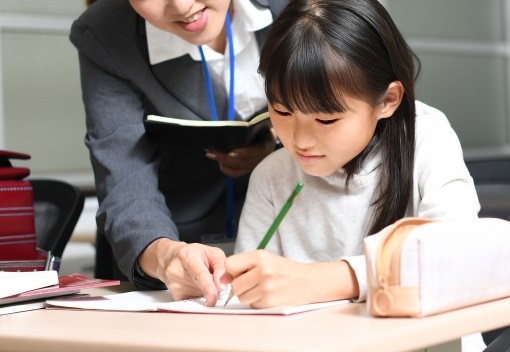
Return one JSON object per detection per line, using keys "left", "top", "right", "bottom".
{"left": 222, "top": 0, "right": 480, "bottom": 308}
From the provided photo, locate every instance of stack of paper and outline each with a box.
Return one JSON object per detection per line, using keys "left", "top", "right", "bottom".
{"left": 0, "top": 273, "right": 120, "bottom": 315}
{"left": 0, "top": 271, "right": 59, "bottom": 298}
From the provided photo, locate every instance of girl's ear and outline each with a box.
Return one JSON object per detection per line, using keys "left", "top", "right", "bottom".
{"left": 378, "top": 81, "right": 404, "bottom": 120}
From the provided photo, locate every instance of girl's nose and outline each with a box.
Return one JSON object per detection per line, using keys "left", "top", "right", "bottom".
{"left": 293, "top": 118, "right": 316, "bottom": 151}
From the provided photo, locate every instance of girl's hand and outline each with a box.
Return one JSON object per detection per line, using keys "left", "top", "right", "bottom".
{"left": 205, "top": 129, "right": 276, "bottom": 178}
{"left": 222, "top": 250, "right": 360, "bottom": 308}
{"left": 221, "top": 250, "right": 315, "bottom": 308}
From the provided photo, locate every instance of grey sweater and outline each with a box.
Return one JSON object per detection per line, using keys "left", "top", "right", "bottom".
{"left": 235, "top": 101, "right": 480, "bottom": 301}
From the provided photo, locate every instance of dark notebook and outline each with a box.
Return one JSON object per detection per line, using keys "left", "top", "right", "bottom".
{"left": 144, "top": 112, "right": 271, "bottom": 151}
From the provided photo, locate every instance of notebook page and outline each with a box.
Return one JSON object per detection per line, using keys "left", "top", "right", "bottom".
{"left": 47, "top": 289, "right": 349, "bottom": 315}
{"left": 157, "top": 291, "right": 349, "bottom": 315}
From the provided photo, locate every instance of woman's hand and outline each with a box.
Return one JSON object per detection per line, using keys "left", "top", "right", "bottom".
{"left": 205, "top": 129, "right": 277, "bottom": 178}
{"left": 138, "top": 239, "right": 227, "bottom": 306}
{"left": 221, "top": 250, "right": 359, "bottom": 308}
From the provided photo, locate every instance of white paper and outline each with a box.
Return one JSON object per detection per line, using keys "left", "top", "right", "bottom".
{"left": 47, "top": 289, "right": 349, "bottom": 315}
{"left": 47, "top": 290, "right": 170, "bottom": 311}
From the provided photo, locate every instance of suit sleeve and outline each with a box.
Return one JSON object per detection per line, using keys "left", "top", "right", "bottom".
{"left": 72, "top": 22, "right": 177, "bottom": 288}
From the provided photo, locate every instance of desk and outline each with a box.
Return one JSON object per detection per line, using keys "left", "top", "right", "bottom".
{"left": 1, "top": 284, "right": 509, "bottom": 352}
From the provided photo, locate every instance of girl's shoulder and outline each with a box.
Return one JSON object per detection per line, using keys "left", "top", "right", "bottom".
{"left": 414, "top": 100, "right": 461, "bottom": 149}
{"left": 415, "top": 100, "right": 450, "bottom": 127}
{"left": 414, "top": 100, "right": 456, "bottom": 136}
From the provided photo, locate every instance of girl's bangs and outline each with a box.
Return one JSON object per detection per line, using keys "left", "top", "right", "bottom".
{"left": 265, "top": 30, "right": 357, "bottom": 114}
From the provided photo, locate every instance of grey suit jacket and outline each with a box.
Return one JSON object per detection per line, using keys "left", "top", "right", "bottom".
{"left": 70, "top": 0, "right": 288, "bottom": 286}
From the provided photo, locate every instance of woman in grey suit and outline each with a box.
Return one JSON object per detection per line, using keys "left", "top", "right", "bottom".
{"left": 70, "top": 0, "right": 287, "bottom": 306}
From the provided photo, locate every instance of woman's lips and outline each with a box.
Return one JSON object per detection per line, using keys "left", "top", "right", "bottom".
{"left": 178, "top": 8, "right": 207, "bottom": 32}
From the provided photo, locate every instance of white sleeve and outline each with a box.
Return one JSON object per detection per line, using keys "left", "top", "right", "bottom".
{"left": 342, "top": 255, "right": 367, "bottom": 303}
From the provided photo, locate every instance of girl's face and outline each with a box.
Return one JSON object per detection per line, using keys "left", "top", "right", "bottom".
{"left": 129, "top": 0, "right": 230, "bottom": 47}
{"left": 270, "top": 97, "right": 386, "bottom": 177}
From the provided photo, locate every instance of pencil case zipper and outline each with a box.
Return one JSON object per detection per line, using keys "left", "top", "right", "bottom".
{"left": 372, "top": 217, "right": 433, "bottom": 314}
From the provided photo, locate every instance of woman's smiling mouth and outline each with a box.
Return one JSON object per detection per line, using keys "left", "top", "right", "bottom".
{"left": 180, "top": 8, "right": 205, "bottom": 24}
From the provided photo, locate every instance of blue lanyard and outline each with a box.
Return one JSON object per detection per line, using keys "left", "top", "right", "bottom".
{"left": 198, "top": 11, "right": 235, "bottom": 239}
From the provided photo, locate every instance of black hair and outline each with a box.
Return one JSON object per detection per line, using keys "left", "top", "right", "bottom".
{"left": 259, "top": 0, "right": 421, "bottom": 235}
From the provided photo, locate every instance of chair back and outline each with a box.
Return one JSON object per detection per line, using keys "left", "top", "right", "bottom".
{"left": 465, "top": 158, "right": 510, "bottom": 347}
{"left": 30, "top": 179, "right": 85, "bottom": 259}
{"left": 465, "top": 158, "right": 510, "bottom": 220}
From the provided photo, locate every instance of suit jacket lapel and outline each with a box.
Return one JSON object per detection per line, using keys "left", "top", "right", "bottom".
{"left": 151, "top": 56, "right": 230, "bottom": 122}
{"left": 136, "top": 15, "right": 227, "bottom": 121}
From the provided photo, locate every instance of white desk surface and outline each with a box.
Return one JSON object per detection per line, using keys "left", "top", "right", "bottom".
{"left": 1, "top": 284, "right": 509, "bottom": 352}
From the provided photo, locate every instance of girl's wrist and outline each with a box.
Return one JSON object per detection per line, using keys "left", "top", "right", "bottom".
{"left": 303, "top": 261, "right": 359, "bottom": 302}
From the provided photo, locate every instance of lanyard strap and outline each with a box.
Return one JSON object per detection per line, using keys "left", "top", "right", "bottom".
{"left": 198, "top": 11, "right": 236, "bottom": 239}
{"left": 198, "top": 11, "right": 235, "bottom": 122}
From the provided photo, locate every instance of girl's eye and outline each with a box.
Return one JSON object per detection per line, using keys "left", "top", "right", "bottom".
{"left": 273, "top": 108, "right": 292, "bottom": 116}
{"left": 317, "top": 119, "right": 338, "bottom": 125}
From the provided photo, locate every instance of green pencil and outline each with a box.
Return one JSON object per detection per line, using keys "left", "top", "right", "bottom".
{"left": 257, "top": 181, "right": 304, "bottom": 249}
{"left": 223, "top": 181, "right": 304, "bottom": 306}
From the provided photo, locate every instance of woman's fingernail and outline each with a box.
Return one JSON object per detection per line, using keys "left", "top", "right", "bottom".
{"left": 205, "top": 153, "right": 217, "bottom": 160}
